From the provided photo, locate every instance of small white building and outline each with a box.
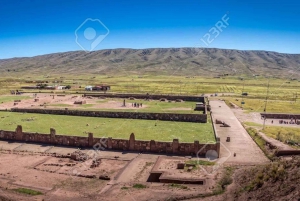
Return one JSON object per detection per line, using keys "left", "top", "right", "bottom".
{"left": 57, "top": 86, "right": 66, "bottom": 90}
{"left": 85, "top": 86, "right": 93, "bottom": 91}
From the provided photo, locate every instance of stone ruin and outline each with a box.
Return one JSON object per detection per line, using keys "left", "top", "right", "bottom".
{"left": 99, "top": 175, "right": 110, "bottom": 180}
{"left": 159, "top": 98, "right": 167, "bottom": 102}
{"left": 215, "top": 119, "right": 230, "bottom": 127}
{"left": 70, "top": 150, "right": 90, "bottom": 161}
{"left": 0, "top": 125, "right": 220, "bottom": 156}
{"left": 215, "top": 119, "right": 223, "bottom": 124}
{"left": 222, "top": 122, "right": 230, "bottom": 127}
{"left": 194, "top": 102, "right": 207, "bottom": 113}
{"left": 11, "top": 108, "right": 208, "bottom": 123}
{"left": 148, "top": 157, "right": 205, "bottom": 184}
{"left": 177, "top": 163, "right": 185, "bottom": 169}
{"left": 90, "top": 158, "right": 101, "bottom": 168}
{"left": 74, "top": 100, "right": 86, "bottom": 105}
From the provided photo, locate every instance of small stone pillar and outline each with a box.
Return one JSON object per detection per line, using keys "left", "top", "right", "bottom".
{"left": 172, "top": 139, "right": 179, "bottom": 154}
{"left": 129, "top": 133, "right": 135, "bottom": 151}
{"left": 216, "top": 137, "right": 220, "bottom": 158}
{"left": 50, "top": 128, "right": 56, "bottom": 143}
{"left": 107, "top": 137, "right": 112, "bottom": 149}
{"left": 88, "top": 133, "right": 94, "bottom": 147}
{"left": 15, "top": 125, "right": 23, "bottom": 141}
{"left": 150, "top": 140, "right": 156, "bottom": 152}
{"left": 194, "top": 140, "right": 199, "bottom": 155}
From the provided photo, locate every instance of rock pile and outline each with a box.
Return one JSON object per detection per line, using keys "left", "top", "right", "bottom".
{"left": 70, "top": 150, "right": 90, "bottom": 161}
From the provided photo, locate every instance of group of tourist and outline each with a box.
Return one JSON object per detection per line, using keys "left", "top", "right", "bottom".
{"left": 279, "top": 119, "right": 299, "bottom": 125}
{"left": 132, "top": 102, "right": 143, "bottom": 108}
{"left": 262, "top": 117, "right": 299, "bottom": 125}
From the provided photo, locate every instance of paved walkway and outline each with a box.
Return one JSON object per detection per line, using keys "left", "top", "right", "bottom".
{"left": 210, "top": 100, "right": 269, "bottom": 165}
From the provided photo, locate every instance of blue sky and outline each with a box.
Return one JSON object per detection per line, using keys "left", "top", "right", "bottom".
{"left": 0, "top": 0, "right": 299, "bottom": 59}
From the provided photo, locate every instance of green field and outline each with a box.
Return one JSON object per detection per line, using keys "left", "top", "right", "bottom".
{"left": 0, "top": 95, "right": 31, "bottom": 103}
{"left": 263, "top": 126, "right": 300, "bottom": 148}
{"left": 13, "top": 188, "right": 43, "bottom": 196}
{"left": 0, "top": 111, "right": 215, "bottom": 143}
{"left": 2, "top": 75, "right": 299, "bottom": 98}
{"left": 244, "top": 122, "right": 300, "bottom": 148}
{"left": 2, "top": 75, "right": 297, "bottom": 112}
{"left": 222, "top": 97, "right": 300, "bottom": 113}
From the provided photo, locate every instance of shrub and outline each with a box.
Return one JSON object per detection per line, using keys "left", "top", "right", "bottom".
{"left": 133, "top": 184, "right": 147, "bottom": 189}
{"left": 13, "top": 188, "right": 43, "bottom": 195}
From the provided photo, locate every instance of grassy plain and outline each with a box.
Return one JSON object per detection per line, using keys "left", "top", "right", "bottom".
{"left": 0, "top": 75, "right": 299, "bottom": 143}
{"left": 0, "top": 95, "right": 31, "bottom": 103}
{"left": 1, "top": 75, "right": 298, "bottom": 98}
{"left": 244, "top": 122, "right": 300, "bottom": 148}
{"left": 0, "top": 111, "right": 215, "bottom": 143}
{"left": 2, "top": 75, "right": 298, "bottom": 112}
{"left": 222, "top": 97, "right": 300, "bottom": 113}
{"left": 263, "top": 126, "right": 300, "bottom": 147}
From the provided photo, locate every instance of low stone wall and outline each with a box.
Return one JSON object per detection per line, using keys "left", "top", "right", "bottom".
{"left": 0, "top": 126, "right": 219, "bottom": 156}
{"left": 261, "top": 113, "right": 300, "bottom": 119}
{"left": 10, "top": 108, "right": 207, "bottom": 123}
{"left": 84, "top": 93, "right": 205, "bottom": 102}
{"left": 275, "top": 150, "right": 300, "bottom": 156}
{"left": 210, "top": 112, "right": 221, "bottom": 155}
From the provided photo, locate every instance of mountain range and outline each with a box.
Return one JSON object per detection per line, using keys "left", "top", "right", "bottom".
{"left": 0, "top": 48, "right": 299, "bottom": 77}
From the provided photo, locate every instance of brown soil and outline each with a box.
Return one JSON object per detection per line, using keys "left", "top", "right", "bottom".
{"left": 229, "top": 156, "right": 300, "bottom": 201}
{"left": 0, "top": 94, "right": 147, "bottom": 110}
{"left": 0, "top": 146, "right": 221, "bottom": 201}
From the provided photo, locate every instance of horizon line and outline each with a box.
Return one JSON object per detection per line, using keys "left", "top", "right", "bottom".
{"left": 1, "top": 46, "right": 299, "bottom": 60}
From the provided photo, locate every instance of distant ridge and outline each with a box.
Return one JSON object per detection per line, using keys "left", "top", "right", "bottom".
{"left": 0, "top": 48, "right": 299, "bottom": 77}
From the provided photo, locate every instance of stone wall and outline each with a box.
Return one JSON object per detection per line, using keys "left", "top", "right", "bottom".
{"left": 275, "top": 150, "right": 300, "bottom": 157}
{"left": 83, "top": 93, "right": 205, "bottom": 102}
{"left": 0, "top": 126, "right": 219, "bottom": 156}
{"left": 10, "top": 108, "right": 208, "bottom": 123}
{"left": 261, "top": 113, "right": 300, "bottom": 119}
{"left": 210, "top": 112, "right": 221, "bottom": 155}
